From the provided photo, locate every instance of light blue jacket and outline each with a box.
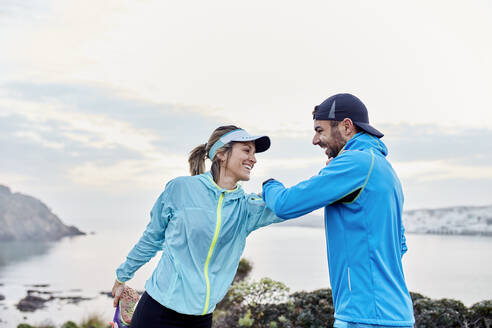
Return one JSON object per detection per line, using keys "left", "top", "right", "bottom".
{"left": 263, "top": 133, "right": 415, "bottom": 326}
{"left": 116, "top": 172, "right": 283, "bottom": 315}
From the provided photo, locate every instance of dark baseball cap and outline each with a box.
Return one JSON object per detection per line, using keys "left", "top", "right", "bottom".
{"left": 313, "top": 93, "right": 384, "bottom": 138}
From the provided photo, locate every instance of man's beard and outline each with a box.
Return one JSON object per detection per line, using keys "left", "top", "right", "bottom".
{"left": 326, "top": 147, "right": 340, "bottom": 159}
{"left": 321, "top": 129, "right": 345, "bottom": 158}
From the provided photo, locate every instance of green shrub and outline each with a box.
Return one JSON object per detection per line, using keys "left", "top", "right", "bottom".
{"left": 413, "top": 297, "right": 469, "bottom": 328}
{"left": 61, "top": 321, "right": 80, "bottom": 328}
{"left": 215, "top": 278, "right": 292, "bottom": 328}
{"left": 215, "top": 277, "right": 492, "bottom": 328}
{"left": 80, "top": 314, "right": 109, "bottom": 328}
{"left": 238, "top": 309, "right": 254, "bottom": 327}
{"left": 290, "top": 289, "right": 334, "bottom": 328}
{"left": 234, "top": 258, "right": 253, "bottom": 284}
{"left": 468, "top": 300, "right": 492, "bottom": 328}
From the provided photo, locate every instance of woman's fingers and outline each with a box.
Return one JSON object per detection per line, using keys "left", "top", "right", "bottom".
{"left": 113, "top": 295, "right": 120, "bottom": 307}
{"left": 112, "top": 280, "right": 124, "bottom": 307}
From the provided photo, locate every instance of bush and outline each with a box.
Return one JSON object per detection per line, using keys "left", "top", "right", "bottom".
{"left": 215, "top": 279, "right": 337, "bottom": 328}
{"left": 215, "top": 276, "right": 491, "bottom": 328}
{"left": 79, "top": 315, "right": 109, "bottom": 328}
{"left": 215, "top": 278, "right": 292, "bottom": 328}
{"left": 413, "top": 297, "right": 469, "bottom": 327}
{"left": 17, "top": 322, "right": 55, "bottom": 328}
{"left": 61, "top": 321, "right": 79, "bottom": 328}
{"left": 468, "top": 300, "right": 492, "bottom": 328}
{"left": 234, "top": 258, "right": 253, "bottom": 284}
{"left": 290, "top": 289, "right": 334, "bottom": 328}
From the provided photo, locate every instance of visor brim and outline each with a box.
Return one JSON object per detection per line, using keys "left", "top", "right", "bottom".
{"left": 229, "top": 135, "right": 271, "bottom": 153}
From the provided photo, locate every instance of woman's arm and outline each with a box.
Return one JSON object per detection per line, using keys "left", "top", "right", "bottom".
{"left": 115, "top": 180, "right": 175, "bottom": 282}
{"left": 244, "top": 193, "right": 285, "bottom": 234}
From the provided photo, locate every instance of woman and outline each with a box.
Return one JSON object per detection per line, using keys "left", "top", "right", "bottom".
{"left": 112, "top": 125, "right": 284, "bottom": 328}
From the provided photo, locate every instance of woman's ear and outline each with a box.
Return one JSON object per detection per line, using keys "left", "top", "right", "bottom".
{"left": 216, "top": 149, "right": 226, "bottom": 164}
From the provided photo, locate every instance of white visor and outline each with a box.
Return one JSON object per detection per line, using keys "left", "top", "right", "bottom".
{"left": 208, "top": 129, "right": 270, "bottom": 159}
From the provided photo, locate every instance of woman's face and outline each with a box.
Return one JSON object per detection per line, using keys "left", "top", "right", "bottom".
{"left": 222, "top": 141, "right": 257, "bottom": 182}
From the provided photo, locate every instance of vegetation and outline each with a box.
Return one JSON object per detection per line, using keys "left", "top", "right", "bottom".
{"left": 16, "top": 258, "right": 492, "bottom": 328}
{"left": 215, "top": 259, "right": 492, "bottom": 328}
{"left": 17, "top": 315, "right": 110, "bottom": 328}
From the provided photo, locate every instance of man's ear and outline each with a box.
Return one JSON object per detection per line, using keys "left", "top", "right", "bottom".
{"left": 341, "top": 118, "right": 356, "bottom": 137}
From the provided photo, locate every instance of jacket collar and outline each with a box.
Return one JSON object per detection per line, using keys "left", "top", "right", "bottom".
{"left": 198, "top": 172, "right": 245, "bottom": 199}
{"left": 340, "top": 132, "right": 388, "bottom": 156}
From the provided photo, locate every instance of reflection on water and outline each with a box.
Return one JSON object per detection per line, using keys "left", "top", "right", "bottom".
{"left": 0, "top": 241, "right": 54, "bottom": 268}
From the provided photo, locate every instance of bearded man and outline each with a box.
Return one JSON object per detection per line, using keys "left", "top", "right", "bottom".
{"left": 262, "top": 93, "right": 415, "bottom": 328}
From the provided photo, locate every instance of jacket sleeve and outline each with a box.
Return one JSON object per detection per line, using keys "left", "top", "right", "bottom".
{"left": 401, "top": 224, "right": 408, "bottom": 257}
{"left": 116, "top": 180, "right": 175, "bottom": 282}
{"left": 262, "top": 151, "right": 373, "bottom": 219}
{"left": 244, "top": 193, "right": 285, "bottom": 234}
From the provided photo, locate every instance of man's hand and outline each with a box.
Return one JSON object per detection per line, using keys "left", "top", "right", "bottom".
{"left": 112, "top": 279, "right": 125, "bottom": 307}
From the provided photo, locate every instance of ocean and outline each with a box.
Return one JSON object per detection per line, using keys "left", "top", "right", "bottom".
{"left": 0, "top": 225, "right": 491, "bottom": 327}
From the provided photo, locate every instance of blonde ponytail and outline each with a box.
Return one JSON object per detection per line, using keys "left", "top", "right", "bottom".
{"left": 188, "top": 143, "right": 207, "bottom": 176}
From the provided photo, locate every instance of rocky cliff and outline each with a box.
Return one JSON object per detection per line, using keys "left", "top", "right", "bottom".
{"left": 0, "top": 185, "right": 85, "bottom": 241}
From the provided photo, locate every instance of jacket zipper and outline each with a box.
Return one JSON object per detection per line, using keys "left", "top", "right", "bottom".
{"left": 202, "top": 192, "right": 224, "bottom": 315}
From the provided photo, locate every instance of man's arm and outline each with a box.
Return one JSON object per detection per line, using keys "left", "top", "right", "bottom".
{"left": 262, "top": 150, "right": 374, "bottom": 219}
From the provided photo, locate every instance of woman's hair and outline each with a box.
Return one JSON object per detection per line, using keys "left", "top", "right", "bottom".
{"left": 188, "top": 125, "right": 240, "bottom": 182}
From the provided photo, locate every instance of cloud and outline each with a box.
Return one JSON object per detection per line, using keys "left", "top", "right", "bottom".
{"left": 66, "top": 158, "right": 188, "bottom": 191}
{"left": 401, "top": 177, "right": 492, "bottom": 210}
{"left": 381, "top": 123, "right": 492, "bottom": 166}
{"left": 1, "top": 80, "right": 491, "bottom": 215}
{"left": 392, "top": 160, "right": 492, "bottom": 181}
{"left": 1, "top": 1, "right": 491, "bottom": 131}
{"left": 0, "top": 82, "right": 229, "bottom": 191}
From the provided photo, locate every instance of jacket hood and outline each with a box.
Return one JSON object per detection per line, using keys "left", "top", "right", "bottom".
{"left": 198, "top": 171, "right": 245, "bottom": 200}
{"left": 342, "top": 132, "right": 388, "bottom": 156}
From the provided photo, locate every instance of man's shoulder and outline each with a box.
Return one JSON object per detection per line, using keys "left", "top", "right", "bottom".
{"left": 336, "top": 149, "right": 374, "bottom": 165}
{"left": 317, "top": 149, "right": 374, "bottom": 176}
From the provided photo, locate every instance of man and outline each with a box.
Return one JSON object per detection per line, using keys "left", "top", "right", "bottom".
{"left": 262, "top": 93, "right": 415, "bottom": 327}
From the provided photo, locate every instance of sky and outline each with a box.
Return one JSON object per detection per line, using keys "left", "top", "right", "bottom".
{"left": 1, "top": 0, "right": 491, "bottom": 230}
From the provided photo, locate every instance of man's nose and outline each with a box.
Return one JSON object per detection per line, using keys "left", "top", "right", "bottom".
{"left": 313, "top": 135, "right": 320, "bottom": 145}
{"left": 250, "top": 153, "right": 257, "bottom": 164}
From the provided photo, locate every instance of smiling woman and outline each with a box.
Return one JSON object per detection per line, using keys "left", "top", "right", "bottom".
{"left": 111, "top": 125, "right": 283, "bottom": 328}
{"left": 188, "top": 125, "right": 270, "bottom": 188}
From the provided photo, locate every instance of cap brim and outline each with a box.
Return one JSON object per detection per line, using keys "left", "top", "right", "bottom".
{"left": 355, "top": 122, "right": 384, "bottom": 138}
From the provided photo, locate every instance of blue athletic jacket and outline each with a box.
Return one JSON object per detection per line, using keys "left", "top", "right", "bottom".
{"left": 262, "top": 132, "right": 415, "bottom": 326}
{"left": 116, "top": 172, "right": 283, "bottom": 315}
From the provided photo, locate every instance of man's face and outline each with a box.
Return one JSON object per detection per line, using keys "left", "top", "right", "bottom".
{"left": 312, "top": 120, "right": 346, "bottom": 159}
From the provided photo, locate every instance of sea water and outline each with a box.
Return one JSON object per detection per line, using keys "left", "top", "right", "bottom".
{"left": 0, "top": 226, "right": 491, "bottom": 327}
